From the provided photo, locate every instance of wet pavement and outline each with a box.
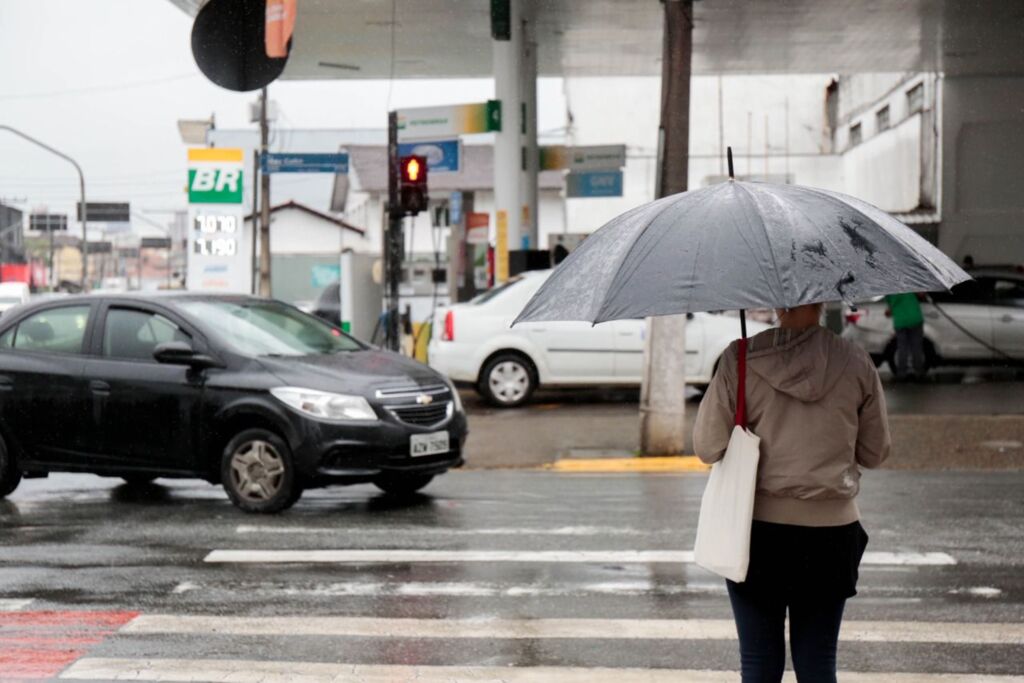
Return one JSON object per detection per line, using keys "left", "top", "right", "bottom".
{"left": 1, "top": 470, "right": 1022, "bottom": 680}
{"left": 462, "top": 370, "right": 1024, "bottom": 469}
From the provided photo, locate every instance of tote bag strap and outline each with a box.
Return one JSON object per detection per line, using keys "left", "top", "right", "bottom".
{"left": 734, "top": 336, "right": 747, "bottom": 428}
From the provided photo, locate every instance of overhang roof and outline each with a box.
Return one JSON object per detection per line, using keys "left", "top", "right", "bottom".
{"left": 243, "top": 200, "right": 366, "bottom": 235}
{"left": 170, "top": 0, "right": 1024, "bottom": 78}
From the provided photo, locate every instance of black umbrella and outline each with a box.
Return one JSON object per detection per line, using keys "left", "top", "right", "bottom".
{"left": 515, "top": 149, "right": 968, "bottom": 327}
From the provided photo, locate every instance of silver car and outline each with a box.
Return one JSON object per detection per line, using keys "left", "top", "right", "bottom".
{"left": 842, "top": 271, "right": 1024, "bottom": 372}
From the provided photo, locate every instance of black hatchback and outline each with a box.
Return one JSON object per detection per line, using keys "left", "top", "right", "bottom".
{"left": 0, "top": 294, "right": 467, "bottom": 513}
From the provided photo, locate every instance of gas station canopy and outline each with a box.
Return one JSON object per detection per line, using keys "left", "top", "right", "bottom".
{"left": 171, "top": 0, "right": 1024, "bottom": 79}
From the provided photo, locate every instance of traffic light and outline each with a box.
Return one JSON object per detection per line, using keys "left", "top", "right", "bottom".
{"left": 399, "top": 155, "right": 429, "bottom": 215}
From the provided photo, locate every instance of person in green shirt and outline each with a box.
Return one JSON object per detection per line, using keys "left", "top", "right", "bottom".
{"left": 885, "top": 292, "right": 926, "bottom": 380}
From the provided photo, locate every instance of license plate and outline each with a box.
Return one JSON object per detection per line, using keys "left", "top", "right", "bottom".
{"left": 410, "top": 431, "right": 449, "bottom": 457}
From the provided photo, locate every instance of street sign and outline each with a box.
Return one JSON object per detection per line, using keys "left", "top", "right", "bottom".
{"left": 540, "top": 145, "right": 626, "bottom": 172}
{"left": 85, "top": 241, "right": 113, "bottom": 255}
{"left": 261, "top": 152, "right": 349, "bottom": 174}
{"left": 77, "top": 202, "right": 130, "bottom": 222}
{"left": 449, "top": 191, "right": 463, "bottom": 224}
{"left": 141, "top": 237, "right": 172, "bottom": 249}
{"left": 397, "top": 139, "right": 461, "bottom": 174}
{"left": 397, "top": 101, "right": 501, "bottom": 141}
{"left": 188, "top": 148, "right": 244, "bottom": 204}
{"left": 566, "top": 170, "right": 624, "bottom": 198}
{"left": 29, "top": 214, "right": 67, "bottom": 232}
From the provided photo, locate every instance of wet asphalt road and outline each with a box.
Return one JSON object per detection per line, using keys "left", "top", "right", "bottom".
{"left": 1, "top": 470, "right": 1022, "bottom": 680}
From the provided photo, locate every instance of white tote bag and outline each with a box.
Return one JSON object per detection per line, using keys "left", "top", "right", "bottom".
{"left": 693, "top": 337, "right": 761, "bottom": 583}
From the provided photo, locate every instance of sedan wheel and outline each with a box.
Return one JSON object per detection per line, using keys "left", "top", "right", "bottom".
{"left": 480, "top": 354, "right": 536, "bottom": 407}
{"left": 221, "top": 429, "right": 302, "bottom": 513}
{"left": 0, "top": 437, "right": 21, "bottom": 499}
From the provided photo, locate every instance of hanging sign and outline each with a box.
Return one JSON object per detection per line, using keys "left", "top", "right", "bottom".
{"left": 397, "top": 101, "right": 501, "bottom": 141}
{"left": 261, "top": 152, "right": 349, "bottom": 174}
{"left": 397, "top": 139, "right": 461, "bottom": 173}
{"left": 566, "top": 170, "right": 624, "bottom": 198}
{"left": 540, "top": 145, "right": 626, "bottom": 172}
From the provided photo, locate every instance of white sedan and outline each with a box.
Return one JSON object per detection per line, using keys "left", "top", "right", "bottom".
{"left": 428, "top": 270, "right": 768, "bottom": 407}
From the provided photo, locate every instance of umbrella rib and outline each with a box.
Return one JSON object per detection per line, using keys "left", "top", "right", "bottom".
{"left": 733, "top": 182, "right": 789, "bottom": 307}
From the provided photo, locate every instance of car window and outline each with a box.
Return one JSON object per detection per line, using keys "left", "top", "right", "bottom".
{"left": 0, "top": 328, "right": 13, "bottom": 348}
{"left": 103, "top": 308, "right": 191, "bottom": 361}
{"left": 991, "top": 279, "right": 1024, "bottom": 305}
{"left": 932, "top": 279, "right": 994, "bottom": 305}
{"left": 12, "top": 305, "right": 90, "bottom": 355}
{"left": 180, "top": 300, "right": 363, "bottom": 357}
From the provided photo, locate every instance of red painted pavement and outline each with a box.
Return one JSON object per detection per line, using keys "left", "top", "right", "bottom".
{"left": 0, "top": 611, "right": 138, "bottom": 680}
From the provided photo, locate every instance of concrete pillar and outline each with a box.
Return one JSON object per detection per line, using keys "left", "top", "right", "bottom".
{"left": 520, "top": 0, "right": 539, "bottom": 250}
{"left": 493, "top": 0, "right": 522, "bottom": 282}
{"left": 640, "top": 0, "right": 693, "bottom": 456}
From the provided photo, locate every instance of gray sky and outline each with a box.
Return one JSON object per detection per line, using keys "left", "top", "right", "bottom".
{"left": 0, "top": 0, "right": 567, "bottom": 224}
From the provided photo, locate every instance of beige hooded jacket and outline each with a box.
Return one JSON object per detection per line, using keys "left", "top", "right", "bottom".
{"left": 694, "top": 326, "right": 891, "bottom": 527}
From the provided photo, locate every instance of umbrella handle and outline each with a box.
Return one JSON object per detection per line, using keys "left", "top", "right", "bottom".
{"left": 734, "top": 310, "right": 747, "bottom": 429}
{"left": 727, "top": 146, "right": 735, "bottom": 180}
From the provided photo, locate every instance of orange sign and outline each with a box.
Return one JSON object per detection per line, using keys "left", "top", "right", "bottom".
{"left": 265, "top": 0, "right": 297, "bottom": 59}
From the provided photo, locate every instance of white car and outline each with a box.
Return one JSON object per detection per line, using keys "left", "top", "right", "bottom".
{"left": 0, "top": 282, "right": 30, "bottom": 316}
{"left": 842, "top": 270, "right": 1024, "bottom": 372}
{"left": 428, "top": 270, "right": 769, "bottom": 407}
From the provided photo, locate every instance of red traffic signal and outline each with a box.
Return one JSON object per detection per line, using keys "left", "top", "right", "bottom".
{"left": 399, "top": 155, "right": 429, "bottom": 215}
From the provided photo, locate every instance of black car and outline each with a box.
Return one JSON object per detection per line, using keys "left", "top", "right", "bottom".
{"left": 0, "top": 294, "right": 467, "bottom": 513}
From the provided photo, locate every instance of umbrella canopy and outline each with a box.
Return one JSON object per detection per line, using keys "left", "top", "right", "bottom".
{"left": 515, "top": 180, "right": 969, "bottom": 325}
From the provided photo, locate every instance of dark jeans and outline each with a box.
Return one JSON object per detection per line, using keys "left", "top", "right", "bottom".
{"left": 895, "top": 323, "right": 926, "bottom": 378}
{"left": 727, "top": 580, "right": 846, "bottom": 682}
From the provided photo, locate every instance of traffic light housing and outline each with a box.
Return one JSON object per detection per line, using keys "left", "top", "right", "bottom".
{"left": 399, "top": 155, "right": 429, "bottom": 215}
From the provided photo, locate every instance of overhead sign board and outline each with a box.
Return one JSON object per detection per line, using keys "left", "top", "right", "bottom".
{"left": 77, "top": 202, "right": 130, "bottom": 222}
{"left": 397, "top": 139, "right": 461, "bottom": 174}
{"left": 540, "top": 145, "right": 626, "bottom": 172}
{"left": 29, "top": 214, "right": 67, "bottom": 232}
{"left": 186, "top": 207, "right": 252, "bottom": 293}
{"left": 261, "top": 152, "right": 349, "bottom": 174}
{"left": 466, "top": 212, "right": 490, "bottom": 244}
{"left": 187, "top": 148, "right": 244, "bottom": 204}
{"left": 397, "top": 100, "right": 501, "bottom": 141}
{"left": 566, "top": 170, "right": 624, "bottom": 198}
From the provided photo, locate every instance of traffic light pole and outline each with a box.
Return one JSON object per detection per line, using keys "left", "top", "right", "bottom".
{"left": 385, "top": 111, "right": 403, "bottom": 352}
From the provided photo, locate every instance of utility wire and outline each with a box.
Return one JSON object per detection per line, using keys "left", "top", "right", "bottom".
{"left": 0, "top": 73, "right": 200, "bottom": 101}
{"left": 926, "top": 295, "right": 1022, "bottom": 364}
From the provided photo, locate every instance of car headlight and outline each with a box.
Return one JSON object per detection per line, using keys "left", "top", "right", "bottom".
{"left": 270, "top": 387, "right": 377, "bottom": 422}
{"left": 445, "top": 378, "right": 464, "bottom": 413}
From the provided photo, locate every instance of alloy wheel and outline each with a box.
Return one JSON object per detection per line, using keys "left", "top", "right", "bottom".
{"left": 229, "top": 440, "right": 286, "bottom": 502}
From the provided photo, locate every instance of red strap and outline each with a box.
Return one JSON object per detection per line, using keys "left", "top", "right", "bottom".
{"left": 734, "top": 336, "right": 747, "bottom": 428}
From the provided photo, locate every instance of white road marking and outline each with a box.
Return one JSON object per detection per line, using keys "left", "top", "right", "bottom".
{"left": 950, "top": 586, "right": 1003, "bottom": 598}
{"left": 120, "top": 615, "right": 1024, "bottom": 644}
{"left": 171, "top": 581, "right": 200, "bottom": 594}
{"left": 60, "top": 658, "right": 1024, "bottom": 682}
{"left": 0, "top": 598, "right": 33, "bottom": 611}
{"left": 237, "top": 524, "right": 672, "bottom": 536}
{"left": 204, "top": 548, "right": 956, "bottom": 566}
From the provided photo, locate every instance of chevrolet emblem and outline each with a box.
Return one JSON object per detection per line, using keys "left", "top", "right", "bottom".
{"left": 416, "top": 394, "right": 434, "bottom": 405}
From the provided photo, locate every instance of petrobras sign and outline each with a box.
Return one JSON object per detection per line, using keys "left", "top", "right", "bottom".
{"left": 187, "top": 148, "right": 244, "bottom": 204}
{"left": 186, "top": 206, "right": 252, "bottom": 294}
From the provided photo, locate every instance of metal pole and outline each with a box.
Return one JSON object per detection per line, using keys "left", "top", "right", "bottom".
{"left": 258, "top": 87, "right": 272, "bottom": 297}
{"left": 386, "top": 110, "right": 403, "bottom": 352}
{"left": 717, "top": 75, "right": 725, "bottom": 176}
{"left": 0, "top": 125, "right": 87, "bottom": 290}
{"left": 251, "top": 150, "right": 260, "bottom": 294}
{"left": 640, "top": 0, "right": 692, "bottom": 456}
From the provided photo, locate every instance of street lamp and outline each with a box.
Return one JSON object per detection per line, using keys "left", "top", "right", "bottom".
{"left": 0, "top": 125, "right": 88, "bottom": 291}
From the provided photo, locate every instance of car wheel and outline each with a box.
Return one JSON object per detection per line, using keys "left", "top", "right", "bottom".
{"left": 121, "top": 475, "right": 158, "bottom": 486}
{"left": 373, "top": 473, "right": 434, "bottom": 497}
{"left": 479, "top": 354, "right": 536, "bottom": 407}
{"left": 0, "top": 437, "right": 21, "bottom": 499}
{"left": 884, "top": 339, "right": 936, "bottom": 376}
{"left": 221, "top": 429, "right": 302, "bottom": 514}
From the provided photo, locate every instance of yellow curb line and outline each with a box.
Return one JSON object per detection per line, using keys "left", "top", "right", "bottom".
{"left": 544, "top": 456, "right": 710, "bottom": 473}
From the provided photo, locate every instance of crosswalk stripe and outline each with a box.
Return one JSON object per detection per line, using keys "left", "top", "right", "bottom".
{"left": 0, "top": 598, "right": 34, "bottom": 611}
{"left": 59, "top": 658, "right": 1024, "bottom": 682}
{"left": 120, "top": 615, "right": 1024, "bottom": 644}
{"left": 236, "top": 524, "right": 674, "bottom": 536}
{"left": 204, "top": 549, "right": 957, "bottom": 566}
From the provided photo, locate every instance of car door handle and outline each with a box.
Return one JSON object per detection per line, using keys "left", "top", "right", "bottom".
{"left": 90, "top": 380, "right": 111, "bottom": 396}
{"left": 1001, "top": 314, "right": 1015, "bottom": 323}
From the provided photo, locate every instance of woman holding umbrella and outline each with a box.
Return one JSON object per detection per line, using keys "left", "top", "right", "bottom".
{"left": 693, "top": 300, "right": 890, "bottom": 681}
{"left": 514, "top": 149, "right": 968, "bottom": 682}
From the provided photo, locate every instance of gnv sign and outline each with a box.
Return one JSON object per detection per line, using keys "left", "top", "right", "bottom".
{"left": 187, "top": 148, "right": 244, "bottom": 204}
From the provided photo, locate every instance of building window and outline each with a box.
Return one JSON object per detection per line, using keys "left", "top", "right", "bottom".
{"left": 907, "top": 83, "right": 925, "bottom": 114}
{"left": 876, "top": 106, "right": 891, "bottom": 132}
{"left": 849, "top": 123, "right": 862, "bottom": 147}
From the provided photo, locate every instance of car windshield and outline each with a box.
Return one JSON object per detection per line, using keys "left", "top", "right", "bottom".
{"left": 470, "top": 277, "right": 526, "bottom": 305}
{"left": 180, "top": 300, "right": 364, "bottom": 357}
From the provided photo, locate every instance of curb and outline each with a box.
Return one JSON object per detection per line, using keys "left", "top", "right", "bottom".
{"left": 542, "top": 456, "right": 710, "bottom": 473}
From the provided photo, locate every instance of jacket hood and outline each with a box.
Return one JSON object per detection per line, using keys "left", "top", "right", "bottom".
{"left": 745, "top": 326, "right": 851, "bottom": 402}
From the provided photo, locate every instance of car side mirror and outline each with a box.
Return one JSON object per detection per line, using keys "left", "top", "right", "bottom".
{"left": 153, "top": 341, "right": 219, "bottom": 369}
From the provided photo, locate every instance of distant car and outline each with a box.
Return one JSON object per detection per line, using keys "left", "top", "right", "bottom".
{"left": 310, "top": 281, "right": 342, "bottom": 327}
{"left": 842, "top": 271, "right": 1024, "bottom": 372}
{"left": 428, "top": 270, "right": 770, "bottom": 407}
{"left": 0, "top": 282, "right": 30, "bottom": 316}
{"left": 0, "top": 293, "right": 467, "bottom": 512}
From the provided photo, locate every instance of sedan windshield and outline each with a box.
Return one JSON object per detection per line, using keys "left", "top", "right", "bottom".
{"left": 180, "top": 300, "right": 364, "bottom": 357}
